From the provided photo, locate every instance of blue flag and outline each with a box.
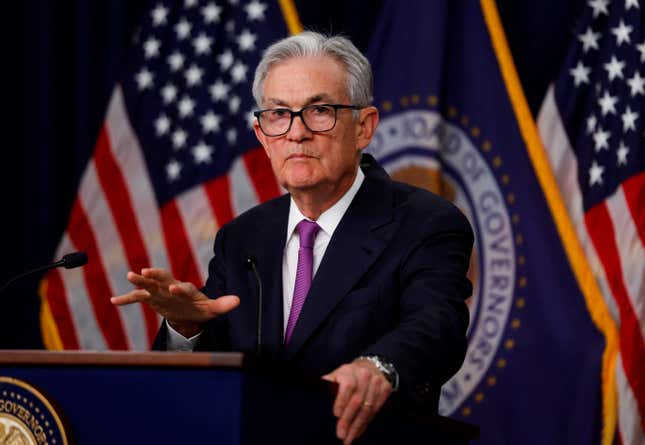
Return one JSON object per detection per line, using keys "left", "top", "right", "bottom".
{"left": 366, "top": 1, "right": 610, "bottom": 443}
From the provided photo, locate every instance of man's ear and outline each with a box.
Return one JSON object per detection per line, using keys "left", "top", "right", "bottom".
{"left": 253, "top": 120, "right": 271, "bottom": 158}
{"left": 355, "top": 106, "right": 379, "bottom": 150}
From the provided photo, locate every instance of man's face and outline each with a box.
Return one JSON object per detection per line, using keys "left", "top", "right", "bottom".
{"left": 253, "top": 55, "right": 378, "bottom": 196}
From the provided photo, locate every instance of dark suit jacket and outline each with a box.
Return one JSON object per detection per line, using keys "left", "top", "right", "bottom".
{"left": 155, "top": 155, "right": 473, "bottom": 409}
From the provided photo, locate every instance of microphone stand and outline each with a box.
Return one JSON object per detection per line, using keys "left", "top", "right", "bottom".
{"left": 244, "top": 255, "right": 263, "bottom": 357}
{"left": 0, "top": 252, "right": 88, "bottom": 294}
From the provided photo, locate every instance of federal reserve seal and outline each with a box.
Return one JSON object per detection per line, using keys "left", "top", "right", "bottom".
{"left": 0, "top": 377, "right": 69, "bottom": 445}
{"left": 367, "top": 99, "right": 526, "bottom": 418}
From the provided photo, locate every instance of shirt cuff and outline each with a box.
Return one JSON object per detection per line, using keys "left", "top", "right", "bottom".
{"left": 165, "top": 319, "right": 202, "bottom": 351}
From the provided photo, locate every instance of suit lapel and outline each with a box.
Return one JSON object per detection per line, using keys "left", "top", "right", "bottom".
{"left": 284, "top": 176, "right": 400, "bottom": 359}
{"left": 245, "top": 196, "right": 290, "bottom": 358}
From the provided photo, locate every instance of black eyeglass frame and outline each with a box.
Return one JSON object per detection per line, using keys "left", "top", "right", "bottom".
{"left": 253, "top": 103, "right": 364, "bottom": 137}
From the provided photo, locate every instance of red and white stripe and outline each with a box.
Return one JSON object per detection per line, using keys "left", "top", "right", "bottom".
{"left": 43, "top": 86, "right": 281, "bottom": 351}
{"left": 538, "top": 85, "right": 645, "bottom": 445}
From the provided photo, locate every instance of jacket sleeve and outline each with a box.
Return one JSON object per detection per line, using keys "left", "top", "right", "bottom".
{"left": 362, "top": 204, "right": 473, "bottom": 406}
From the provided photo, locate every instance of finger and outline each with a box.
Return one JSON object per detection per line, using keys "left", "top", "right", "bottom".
{"left": 344, "top": 375, "right": 380, "bottom": 445}
{"left": 331, "top": 369, "right": 356, "bottom": 418}
{"left": 110, "top": 289, "right": 150, "bottom": 306}
{"left": 204, "top": 295, "right": 240, "bottom": 316}
{"left": 126, "top": 271, "right": 162, "bottom": 290}
{"left": 168, "top": 281, "right": 199, "bottom": 297}
{"left": 141, "top": 267, "right": 175, "bottom": 282}
{"left": 337, "top": 390, "right": 364, "bottom": 442}
{"left": 373, "top": 378, "right": 392, "bottom": 412}
{"left": 321, "top": 373, "right": 339, "bottom": 394}
{"left": 337, "top": 369, "right": 370, "bottom": 441}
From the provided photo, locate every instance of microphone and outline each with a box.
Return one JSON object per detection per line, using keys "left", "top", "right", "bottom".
{"left": 0, "top": 252, "right": 88, "bottom": 294}
{"left": 57, "top": 252, "right": 89, "bottom": 269}
{"left": 243, "top": 252, "right": 263, "bottom": 356}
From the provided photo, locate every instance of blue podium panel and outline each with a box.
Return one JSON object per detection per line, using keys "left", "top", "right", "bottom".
{"left": 0, "top": 364, "right": 243, "bottom": 444}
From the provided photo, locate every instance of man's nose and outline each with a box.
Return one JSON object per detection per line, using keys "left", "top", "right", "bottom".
{"left": 286, "top": 114, "right": 312, "bottom": 141}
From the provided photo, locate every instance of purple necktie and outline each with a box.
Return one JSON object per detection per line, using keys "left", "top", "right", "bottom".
{"left": 284, "top": 219, "right": 320, "bottom": 344}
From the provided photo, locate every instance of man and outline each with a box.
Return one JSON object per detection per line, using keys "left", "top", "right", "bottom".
{"left": 112, "top": 31, "right": 473, "bottom": 444}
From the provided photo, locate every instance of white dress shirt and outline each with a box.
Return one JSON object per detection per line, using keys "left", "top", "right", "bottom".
{"left": 166, "top": 168, "right": 365, "bottom": 349}
{"left": 281, "top": 168, "right": 364, "bottom": 334}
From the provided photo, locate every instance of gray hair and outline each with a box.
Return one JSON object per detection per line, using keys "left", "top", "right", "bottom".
{"left": 252, "top": 31, "right": 373, "bottom": 109}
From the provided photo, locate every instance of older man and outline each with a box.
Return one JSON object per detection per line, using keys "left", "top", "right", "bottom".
{"left": 112, "top": 32, "right": 473, "bottom": 444}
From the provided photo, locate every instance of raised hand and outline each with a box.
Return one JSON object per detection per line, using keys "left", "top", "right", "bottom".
{"left": 111, "top": 268, "right": 239, "bottom": 337}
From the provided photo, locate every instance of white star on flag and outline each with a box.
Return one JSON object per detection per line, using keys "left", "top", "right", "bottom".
{"left": 151, "top": 5, "right": 169, "bottom": 26}
{"left": 612, "top": 20, "right": 633, "bottom": 46}
{"left": 578, "top": 27, "right": 601, "bottom": 52}
{"left": 178, "top": 95, "right": 196, "bottom": 117}
{"left": 135, "top": 68, "right": 154, "bottom": 90}
{"left": 184, "top": 64, "right": 204, "bottom": 86}
{"left": 637, "top": 40, "right": 645, "bottom": 62}
{"left": 588, "top": 160, "right": 605, "bottom": 186}
{"left": 229, "top": 95, "right": 241, "bottom": 113}
{"left": 621, "top": 106, "right": 638, "bottom": 132}
{"left": 592, "top": 127, "right": 611, "bottom": 151}
{"left": 217, "top": 50, "right": 234, "bottom": 71}
{"left": 144, "top": 38, "right": 161, "bottom": 59}
{"left": 167, "top": 52, "right": 185, "bottom": 71}
{"left": 166, "top": 159, "right": 182, "bottom": 181}
{"left": 172, "top": 128, "right": 187, "bottom": 149}
{"left": 245, "top": 1, "right": 267, "bottom": 21}
{"left": 192, "top": 142, "right": 214, "bottom": 164}
{"left": 209, "top": 79, "right": 230, "bottom": 101}
{"left": 586, "top": 114, "right": 597, "bottom": 134}
{"left": 193, "top": 33, "right": 213, "bottom": 55}
{"left": 175, "top": 19, "right": 192, "bottom": 40}
{"left": 625, "top": 0, "right": 640, "bottom": 10}
{"left": 237, "top": 29, "right": 257, "bottom": 52}
{"left": 627, "top": 71, "right": 645, "bottom": 96}
{"left": 230, "top": 61, "right": 248, "bottom": 83}
{"left": 202, "top": 3, "right": 223, "bottom": 23}
{"left": 155, "top": 114, "right": 171, "bottom": 136}
{"left": 616, "top": 141, "right": 629, "bottom": 164}
{"left": 588, "top": 0, "right": 610, "bottom": 17}
{"left": 598, "top": 90, "right": 618, "bottom": 115}
{"left": 161, "top": 83, "right": 178, "bottom": 103}
{"left": 604, "top": 55, "right": 625, "bottom": 81}
{"left": 200, "top": 111, "right": 222, "bottom": 133}
{"left": 571, "top": 61, "right": 591, "bottom": 86}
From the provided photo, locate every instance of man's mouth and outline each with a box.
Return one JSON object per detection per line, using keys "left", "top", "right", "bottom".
{"left": 287, "top": 152, "right": 318, "bottom": 160}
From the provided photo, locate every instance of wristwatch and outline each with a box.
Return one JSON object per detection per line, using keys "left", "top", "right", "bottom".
{"left": 359, "top": 355, "right": 399, "bottom": 391}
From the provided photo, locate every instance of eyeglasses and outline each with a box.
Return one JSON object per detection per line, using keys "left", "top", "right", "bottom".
{"left": 253, "top": 104, "right": 363, "bottom": 137}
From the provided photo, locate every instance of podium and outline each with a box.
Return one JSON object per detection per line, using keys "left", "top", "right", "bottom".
{"left": 0, "top": 351, "right": 479, "bottom": 444}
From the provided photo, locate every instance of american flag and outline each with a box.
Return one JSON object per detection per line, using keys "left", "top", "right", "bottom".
{"left": 537, "top": 0, "right": 645, "bottom": 443}
{"left": 39, "top": 0, "right": 297, "bottom": 350}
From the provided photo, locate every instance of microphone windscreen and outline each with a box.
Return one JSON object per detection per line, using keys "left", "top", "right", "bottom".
{"left": 61, "top": 252, "right": 88, "bottom": 269}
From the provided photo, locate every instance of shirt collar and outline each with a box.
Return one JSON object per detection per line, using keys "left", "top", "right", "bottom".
{"left": 286, "top": 167, "right": 365, "bottom": 242}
